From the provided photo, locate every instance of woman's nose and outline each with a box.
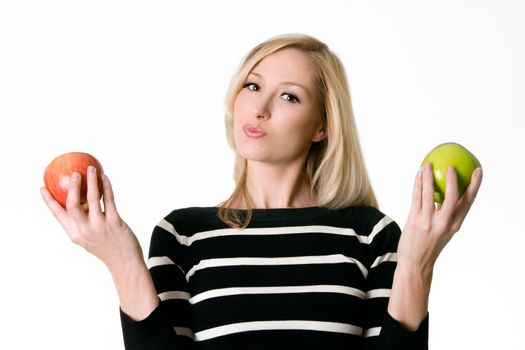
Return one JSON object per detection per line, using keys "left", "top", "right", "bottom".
{"left": 256, "top": 111, "right": 270, "bottom": 120}
{"left": 253, "top": 96, "right": 271, "bottom": 120}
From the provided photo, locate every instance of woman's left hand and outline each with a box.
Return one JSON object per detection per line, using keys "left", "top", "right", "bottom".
{"left": 397, "top": 162, "right": 483, "bottom": 275}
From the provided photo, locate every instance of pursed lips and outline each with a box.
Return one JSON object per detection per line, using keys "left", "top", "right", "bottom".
{"left": 242, "top": 124, "right": 267, "bottom": 138}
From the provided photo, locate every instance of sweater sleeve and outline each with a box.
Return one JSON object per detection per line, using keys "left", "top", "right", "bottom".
{"left": 362, "top": 212, "right": 429, "bottom": 350}
{"left": 120, "top": 214, "right": 197, "bottom": 350}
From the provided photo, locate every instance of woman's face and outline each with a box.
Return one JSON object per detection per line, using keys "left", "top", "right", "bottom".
{"left": 233, "top": 48, "right": 325, "bottom": 166}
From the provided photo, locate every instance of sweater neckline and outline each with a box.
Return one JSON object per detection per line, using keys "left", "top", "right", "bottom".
{"left": 208, "top": 206, "right": 327, "bottom": 221}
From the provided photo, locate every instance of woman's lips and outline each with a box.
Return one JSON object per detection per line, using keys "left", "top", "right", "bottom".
{"left": 242, "top": 124, "right": 266, "bottom": 138}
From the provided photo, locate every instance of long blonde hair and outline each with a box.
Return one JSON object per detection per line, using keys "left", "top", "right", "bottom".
{"left": 219, "top": 34, "right": 377, "bottom": 228}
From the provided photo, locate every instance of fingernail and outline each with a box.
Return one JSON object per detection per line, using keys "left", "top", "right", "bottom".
{"left": 72, "top": 172, "right": 80, "bottom": 181}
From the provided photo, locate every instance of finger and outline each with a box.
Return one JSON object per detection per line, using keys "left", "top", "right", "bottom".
{"left": 440, "top": 166, "right": 460, "bottom": 217}
{"left": 86, "top": 166, "right": 102, "bottom": 216}
{"left": 101, "top": 174, "right": 119, "bottom": 220}
{"left": 408, "top": 168, "right": 424, "bottom": 217}
{"left": 65, "top": 171, "right": 86, "bottom": 220}
{"left": 421, "top": 162, "right": 435, "bottom": 218}
{"left": 41, "top": 186, "right": 71, "bottom": 229}
{"left": 454, "top": 167, "right": 483, "bottom": 223}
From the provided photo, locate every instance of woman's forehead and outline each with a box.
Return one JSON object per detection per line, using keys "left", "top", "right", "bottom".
{"left": 249, "top": 48, "right": 318, "bottom": 86}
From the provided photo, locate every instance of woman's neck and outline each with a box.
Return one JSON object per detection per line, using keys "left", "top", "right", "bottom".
{"left": 242, "top": 160, "right": 315, "bottom": 209}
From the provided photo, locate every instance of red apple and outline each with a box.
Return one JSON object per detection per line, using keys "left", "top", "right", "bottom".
{"left": 43, "top": 152, "right": 104, "bottom": 210}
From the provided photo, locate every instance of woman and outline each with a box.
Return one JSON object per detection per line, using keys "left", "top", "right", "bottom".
{"left": 41, "top": 34, "right": 482, "bottom": 349}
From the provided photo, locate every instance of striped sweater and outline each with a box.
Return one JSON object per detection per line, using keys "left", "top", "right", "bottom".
{"left": 120, "top": 206, "right": 428, "bottom": 349}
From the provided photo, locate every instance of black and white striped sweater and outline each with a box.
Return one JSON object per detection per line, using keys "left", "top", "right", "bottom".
{"left": 120, "top": 206, "right": 428, "bottom": 349}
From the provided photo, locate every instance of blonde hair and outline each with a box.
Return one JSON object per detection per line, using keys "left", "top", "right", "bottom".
{"left": 219, "top": 33, "right": 377, "bottom": 228}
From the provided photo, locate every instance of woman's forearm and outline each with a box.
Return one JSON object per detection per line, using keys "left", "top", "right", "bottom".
{"left": 387, "top": 263, "right": 432, "bottom": 331}
{"left": 109, "top": 258, "right": 160, "bottom": 321}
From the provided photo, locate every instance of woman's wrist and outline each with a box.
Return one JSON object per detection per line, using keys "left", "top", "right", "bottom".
{"left": 105, "top": 248, "right": 146, "bottom": 276}
{"left": 395, "top": 259, "right": 434, "bottom": 283}
{"left": 109, "top": 257, "right": 159, "bottom": 321}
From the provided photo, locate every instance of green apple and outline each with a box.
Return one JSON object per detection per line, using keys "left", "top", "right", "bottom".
{"left": 421, "top": 142, "right": 481, "bottom": 204}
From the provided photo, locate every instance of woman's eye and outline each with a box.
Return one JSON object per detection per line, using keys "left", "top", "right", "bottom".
{"left": 281, "top": 93, "right": 300, "bottom": 103}
{"left": 243, "top": 82, "right": 260, "bottom": 91}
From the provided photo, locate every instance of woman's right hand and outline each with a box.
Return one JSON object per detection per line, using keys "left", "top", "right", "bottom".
{"left": 41, "top": 165, "right": 144, "bottom": 271}
{"left": 42, "top": 166, "right": 160, "bottom": 320}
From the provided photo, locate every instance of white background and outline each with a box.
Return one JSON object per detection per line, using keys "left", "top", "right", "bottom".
{"left": 1, "top": 1, "right": 524, "bottom": 349}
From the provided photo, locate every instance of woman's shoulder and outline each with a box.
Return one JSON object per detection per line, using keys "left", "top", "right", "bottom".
{"left": 161, "top": 206, "right": 223, "bottom": 236}
{"left": 168, "top": 206, "right": 220, "bottom": 216}
{"left": 323, "top": 205, "right": 398, "bottom": 236}
{"left": 324, "top": 205, "right": 389, "bottom": 222}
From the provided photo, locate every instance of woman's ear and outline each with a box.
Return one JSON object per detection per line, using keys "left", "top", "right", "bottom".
{"left": 312, "top": 126, "right": 327, "bottom": 143}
